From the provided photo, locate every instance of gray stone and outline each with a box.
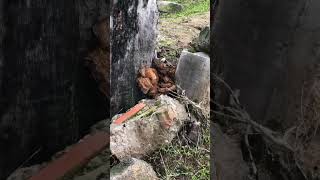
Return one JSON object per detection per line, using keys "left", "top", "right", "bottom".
{"left": 158, "top": 1, "right": 184, "bottom": 13}
{"left": 195, "top": 52, "right": 209, "bottom": 58}
{"left": 175, "top": 50, "right": 210, "bottom": 103}
{"left": 110, "top": 158, "right": 158, "bottom": 180}
{"left": 198, "top": 26, "right": 210, "bottom": 52}
{"left": 110, "top": 95, "right": 188, "bottom": 160}
{"left": 192, "top": 26, "right": 210, "bottom": 53}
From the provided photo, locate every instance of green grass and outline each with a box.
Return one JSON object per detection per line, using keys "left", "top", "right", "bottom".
{"left": 161, "top": 0, "right": 210, "bottom": 18}
{"left": 146, "top": 119, "right": 210, "bottom": 180}
{"left": 153, "top": 1, "right": 210, "bottom": 178}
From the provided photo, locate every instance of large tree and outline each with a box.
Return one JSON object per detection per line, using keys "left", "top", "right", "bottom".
{"left": 0, "top": 1, "right": 109, "bottom": 178}
{"left": 213, "top": 0, "right": 320, "bottom": 179}
{"left": 110, "top": 0, "right": 159, "bottom": 115}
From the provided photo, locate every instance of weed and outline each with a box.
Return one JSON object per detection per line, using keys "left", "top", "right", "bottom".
{"left": 146, "top": 117, "right": 210, "bottom": 180}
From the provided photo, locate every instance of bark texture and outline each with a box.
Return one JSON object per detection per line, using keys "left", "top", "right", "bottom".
{"left": 0, "top": 1, "right": 109, "bottom": 179}
{"left": 111, "top": 0, "right": 159, "bottom": 115}
{"left": 213, "top": 0, "right": 320, "bottom": 179}
{"left": 213, "top": 0, "right": 319, "bottom": 128}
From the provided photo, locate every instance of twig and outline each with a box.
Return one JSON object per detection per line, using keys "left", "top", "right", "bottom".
{"left": 213, "top": 74, "right": 293, "bottom": 151}
{"left": 168, "top": 90, "right": 209, "bottom": 120}
{"left": 294, "top": 155, "right": 308, "bottom": 180}
{"left": 160, "top": 151, "right": 169, "bottom": 180}
{"left": 213, "top": 74, "right": 241, "bottom": 108}
{"left": 212, "top": 106, "right": 293, "bottom": 151}
{"left": 245, "top": 125, "right": 258, "bottom": 180}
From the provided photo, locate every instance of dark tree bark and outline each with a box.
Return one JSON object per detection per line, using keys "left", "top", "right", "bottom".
{"left": 213, "top": 0, "right": 310, "bottom": 121}
{"left": 0, "top": 1, "right": 109, "bottom": 179}
{"left": 213, "top": 0, "right": 320, "bottom": 129}
{"left": 111, "top": 0, "right": 158, "bottom": 115}
{"left": 213, "top": 0, "right": 320, "bottom": 179}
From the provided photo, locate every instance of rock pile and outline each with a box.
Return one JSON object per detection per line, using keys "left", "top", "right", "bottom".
{"left": 8, "top": 48, "right": 210, "bottom": 180}
{"left": 110, "top": 95, "right": 188, "bottom": 160}
{"left": 111, "top": 49, "right": 210, "bottom": 179}
{"left": 108, "top": 95, "right": 189, "bottom": 179}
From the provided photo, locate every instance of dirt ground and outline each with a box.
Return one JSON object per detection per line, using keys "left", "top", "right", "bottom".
{"left": 149, "top": 11, "right": 211, "bottom": 180}
{"left": 157, "top": 12, "right": 210, "bottom": 61}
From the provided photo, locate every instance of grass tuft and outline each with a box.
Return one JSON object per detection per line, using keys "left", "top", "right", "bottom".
{"left": 146, "top": 118, "right": 210, "bottom": 180}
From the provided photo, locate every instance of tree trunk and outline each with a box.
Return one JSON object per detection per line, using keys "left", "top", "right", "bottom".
{"left": 111, "top": 0, "right": 159, "bottom": 115}
{"left": 213, "top": 0, "right": 320, "bottom": 129}
{"left": 0, "top": 1, "right": 109, "bottom": 179}
{"left": 213, "top": 0, "right": 320, "bottom": 179}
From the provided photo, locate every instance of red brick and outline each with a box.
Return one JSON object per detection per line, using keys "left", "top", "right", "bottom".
{"left": 29, "top": 131, "right": 109, "bottom": 180}
{"left": 114, "top": 103, "right": 146, "bottom": 125}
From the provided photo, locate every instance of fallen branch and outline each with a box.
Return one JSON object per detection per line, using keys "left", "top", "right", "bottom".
{"left": 212, "top": 74, "right": 293, "bottom": 151}
{"left": 213, "top": 74, "right": 310, "bottom": 180}
{"left": 168, "top": 90, "right": 209, "bottom": 120}
{"left": 212, "top": 107, "right": 293, "bottom": 151}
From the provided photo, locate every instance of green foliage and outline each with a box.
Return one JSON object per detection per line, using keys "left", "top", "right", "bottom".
{"left": 161, "top": 0, "right": 210, "bottom": 18}
{"left": 152, "top": 2, "right": 210, "bottom": 178}
{"left": 146, "top": 119, "right": 210, "bottom": 180}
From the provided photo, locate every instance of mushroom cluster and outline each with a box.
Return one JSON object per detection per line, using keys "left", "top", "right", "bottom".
{"left": 137, "top": 59, "right": 176, "bottom": 97}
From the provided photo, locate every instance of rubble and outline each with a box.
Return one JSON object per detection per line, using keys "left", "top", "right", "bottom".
{"left": 110, "top": 95, "right": 188, "bottom": 160}
{"left": 9, "top": 95, "right": 188, "bottom": 180}
{"left": 110, "top": 158, "right": 158, "bottom": 180}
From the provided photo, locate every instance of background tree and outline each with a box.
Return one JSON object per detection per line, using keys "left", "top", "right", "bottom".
{"left": 0, "top": 0, "right": 109, "bottom": 178}
{"left": 213, "top": 0, "right": 320, "bottom": 179}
